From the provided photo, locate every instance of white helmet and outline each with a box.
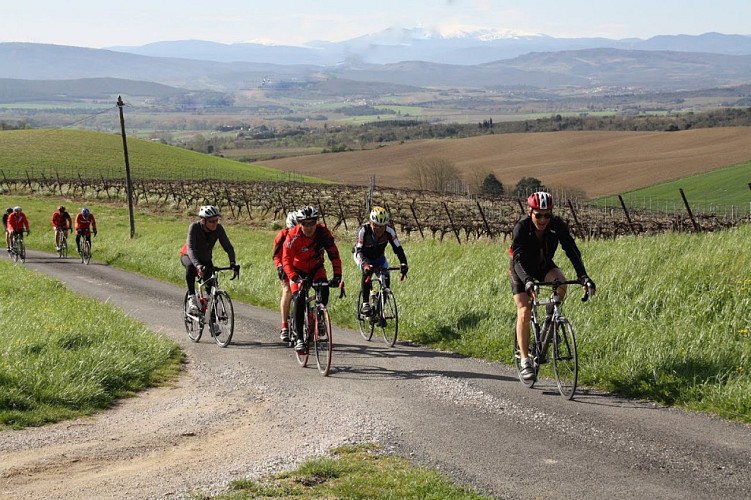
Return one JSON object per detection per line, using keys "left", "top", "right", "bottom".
{"left": 198, "top": 205, "right": 221, "bottom": 218}
{"left": 285, "top": 211, "right": 298, "bottom": 229}
{"left": 369, "top": 206, "right": 389, "bottom": 226}
{"left": 297, "top": 206, "right": 320, "bottom": 221}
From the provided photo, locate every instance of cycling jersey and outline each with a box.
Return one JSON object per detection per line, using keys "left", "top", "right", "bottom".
{"left": 282, "top": 223, "right": 341, "bottom": 282}
{"left": 6, "top": 212, "right": 29, "bottom": 233}
{"left": 52, "top": 210, "right": 72, "bottom": 230}
{"left": 272, "top": 227, "right": 291, "bottom": 269}
{"left": 75, "top": 213, "right": 97, "bottom": 233}
{"left": 181, "top": 221, "right": 235, "bottom": 269}
{"left": 354, "top": 224, "right": 407, "bottom": 268}
{"left": 509, "top": 215, "right": 587, "bottom": 284}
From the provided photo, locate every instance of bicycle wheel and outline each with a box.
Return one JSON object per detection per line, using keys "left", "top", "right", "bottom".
{"left": 183, "top": 291, "right": 203, "bottom": 342}
{"left": 19, "top": 239, "right": 25, "bottom": 263}
{"left": 10, "top": 237, "right": 18, "bottom": 263}
{"left": 314, "top": 306, "right": 332, "bottom": 376}
{"left": 379, "top": 290, "right": 398, "bottom": 347}
{"left": 209, "top": 292, "right": 234, "bottom": 347}
{"left": 61, "top": 237, "right": 69, "bottom": 259}
{"left": 356, "top": 291, "right": 374, "bottom": 341}
{"left": 295, "top": 306, "right": 311, "bottom": 367}
{"left": 81, "top": 240, "right": 91, "bottom": 265}
{"left": 552, "top": 318, "right": 578, "bottom": 399}
{"left": 513, "top": 325, "right": 538, "bottom": 388}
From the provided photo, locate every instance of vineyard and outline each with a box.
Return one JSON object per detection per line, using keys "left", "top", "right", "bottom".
{"left": 1, "top": 175, "right": 748, "bottom": 241}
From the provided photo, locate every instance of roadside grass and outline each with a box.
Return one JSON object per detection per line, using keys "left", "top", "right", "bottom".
{"left": 5, "top": 194, "right": 750, "bottom": 423}
{"left": 218, "top": 444, "right": 486, "bottom": 499}
{"left": 0, "top": 259, "right": 182, "bottom": 429}
{"left": 0, "top": 129, "right": 324, "bottom": 182}
{"left": 595, "top": 160, "right": 751, "bottom": 214}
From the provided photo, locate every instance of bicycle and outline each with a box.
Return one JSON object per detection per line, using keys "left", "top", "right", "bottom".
{"left": 8, "top": 231, "right": 27, "bottom": 263}
{"left": 355, "top": 266, "right": 402, "bottom": 347}
{"left": 77, "top": 230, "right": 94, "bottom": 264}
{"left": 513, "top": 279, "right": 592, "bottom": 399}
{"left": 291, "top": 278, "right": 344, "bottom": 376}
{"left": 183, "top": 265, "right": 240, "bottom": 347}
{"left": 56, "top": 228, "right": 69, "bottom": 259}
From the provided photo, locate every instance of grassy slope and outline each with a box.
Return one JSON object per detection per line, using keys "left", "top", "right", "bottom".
{"left": 5, "top": 194, "right": 749, "bottom": 423}
{"left": 0, "top": 129, "right": 323, "bottom": 182}
{"left": 597, "top": 160, "right": 751, "bottom": 212}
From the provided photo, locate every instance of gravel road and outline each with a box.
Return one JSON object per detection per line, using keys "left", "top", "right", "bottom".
{"left": 1, "top": 250, "right": 749, "bottom": 499}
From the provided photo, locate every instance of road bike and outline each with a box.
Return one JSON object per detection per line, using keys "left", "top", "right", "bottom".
{"left": 56, "top": 228, "right": 69, "bottom": 259}
{"left": 355, "top": 266, "right": 402, "bottom": 347}
{"left": 77, "top": 230, "right": 94, "bottom": 264}
{"left": 183, "top": 265, "right": 240, "bottom": 347}
{"left": 513, "top": 279, "right": 592, "bottom": 399}
{"left": 290, "top": 279, "right": 344, "bottom": 376}
{"left": 8, "top": 231, "right": 26, "bottom": 263}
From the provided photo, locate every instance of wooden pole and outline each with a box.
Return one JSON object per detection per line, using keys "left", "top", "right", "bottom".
{"left": 679, "top": 188, "right": 701, "bottom": 232}
{"left": 618, "top": 195, "right": 637, "bottom": 236}
{"left": 443, "top": 202, "right": 462, "bottom": 244}
{"left": 117, "top": 96, "right": 136, "bottom": 238}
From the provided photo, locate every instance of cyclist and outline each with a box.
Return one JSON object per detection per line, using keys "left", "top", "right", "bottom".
{"left": 273, "top": 210, "right": 299, "bottom": 343}
{"left": 180, "top": 205, "right": 237, "bottom": 314}
{"left": 354, "top": 206, "right": 408, "bottom": 316}
{"left": 6, "top": 206, "right": 30, "bottom": 251}
{"left": 75, "top": 207, "right": 97, "bottom": 255}
{"left": 282, "top": 206, "right": 342, "bottom": 353}
{"left": 51, "top": 205, "right": 73, "bottom": 252}
{"left": 509, "top": 191, "right": 595, "bottom": 381}
{"left": 3, "top": 207, "right": 13, "bottom": 251}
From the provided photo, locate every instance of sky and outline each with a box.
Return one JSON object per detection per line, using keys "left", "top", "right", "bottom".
{"left": 3, "top": 0, "right": 750, "bottom": 48}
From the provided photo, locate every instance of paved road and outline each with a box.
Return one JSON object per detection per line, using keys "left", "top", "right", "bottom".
{"left": 17, "top": 250, "right": 751, "bottom": 499}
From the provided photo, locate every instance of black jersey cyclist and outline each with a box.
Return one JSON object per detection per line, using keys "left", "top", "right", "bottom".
{"left": 354, "top": 206, "right": 408, "bottom": 316}
{"left": 509, "top": 191, "right": 595, "bottom": 381}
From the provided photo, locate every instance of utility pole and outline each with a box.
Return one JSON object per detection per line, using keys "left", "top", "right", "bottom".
{"left": 117, "top": 96, "right": 136, "bottom": 238}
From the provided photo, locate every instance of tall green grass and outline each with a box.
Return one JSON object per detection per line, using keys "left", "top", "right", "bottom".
{"left": 596, "top": 160, "right": 751, "bottom": 214}
{"left": 0, "top": 129, "right": 323, "bottom": 182}
{"left": 5, "top": 194, "right": 750, "bottom": 423}
{"left": 0, "top": 260, "right": 182, "bottom": 429}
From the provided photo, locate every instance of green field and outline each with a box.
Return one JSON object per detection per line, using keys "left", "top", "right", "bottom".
{"left": 0, "top": 129, "right": 323, "bottom": 182}
{"left": 596, "top": 160, "right": 751, "bottom": 214}
{"left": 4, "top": 194, "right": 749, "bottom": 423}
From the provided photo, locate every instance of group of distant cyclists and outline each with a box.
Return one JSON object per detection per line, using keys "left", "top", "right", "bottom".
{"left": 4, "top": 205, "right": 97, "bottom": 257}
{"left": 181, "top": 190, "right": 595, "bottom": 363}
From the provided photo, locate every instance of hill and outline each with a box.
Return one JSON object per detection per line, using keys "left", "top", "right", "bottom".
{"left": 258, "top": 128, "right": 751, "bottom": 198}
{"left": 0, "top": 129, "right": 319, "bottom": 182}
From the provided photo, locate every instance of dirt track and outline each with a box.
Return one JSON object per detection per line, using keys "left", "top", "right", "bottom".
{"left": 260, "top": 128, "right": 751, "bottom": 197}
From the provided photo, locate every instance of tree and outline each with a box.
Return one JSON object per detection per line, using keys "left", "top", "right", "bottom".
{"left": 407, "top": 156, "right": 463, "bottom": 193}
{"left": 480, "top": 174, "right": 504, "bottom": 197}
{"left": 513, "top": 176, "right": 544, "bottom": 197}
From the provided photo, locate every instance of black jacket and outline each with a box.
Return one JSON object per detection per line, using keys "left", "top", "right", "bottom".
{"left": 510, "top": 215, "right": 587, "bottom": 283}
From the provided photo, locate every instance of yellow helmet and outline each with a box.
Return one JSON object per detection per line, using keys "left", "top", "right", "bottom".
{"left": 369, "top": 206, "right": 389, "bottom": 226}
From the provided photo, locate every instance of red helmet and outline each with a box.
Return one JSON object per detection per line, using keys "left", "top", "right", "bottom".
{"left": 527, "top": 191, "right": 553, "bottom": 210}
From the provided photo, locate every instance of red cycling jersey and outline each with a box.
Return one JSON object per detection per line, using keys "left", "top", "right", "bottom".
{"left": 75, "top": 212, "right": 97, "bottom": 233}
{"left": 6, "top": 212, "right": 29, "bottom": 233}
{"left": 282, "top": 223, "right": 341, "bottom": 289}
{"left": 52, "top": 210, "right": 72, "bottom": 230}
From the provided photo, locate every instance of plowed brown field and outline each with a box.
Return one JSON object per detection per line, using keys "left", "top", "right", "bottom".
{"left": 259, "top": 128, "right": 751, "bottom": 198}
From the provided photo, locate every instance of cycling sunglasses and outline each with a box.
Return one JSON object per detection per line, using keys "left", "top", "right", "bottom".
{"left": 533, "top": 212, "right": 553, "bottom": 219}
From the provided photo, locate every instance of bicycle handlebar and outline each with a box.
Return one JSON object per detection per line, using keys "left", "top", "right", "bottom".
{"left": 364, "top": 266, "right": 406, "bottom": 284}
{"left": 532, "top": 279, "right": 593, "bottom": 303}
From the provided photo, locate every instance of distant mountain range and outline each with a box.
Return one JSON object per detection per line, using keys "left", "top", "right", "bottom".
{"left": 106, "top": 29, "right": 751, "bottom": 66}
{"left": 2, "top": 31, "right": 751, "bottom": 94}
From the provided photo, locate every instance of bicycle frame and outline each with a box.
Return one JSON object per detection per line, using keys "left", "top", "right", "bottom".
{"left": 293, "top": 279, "right": 339, "bottom": 376}
{"left": 514, "top": 279, "right": 591, "bottom": 399}
{"left": 9, "top": 232, "right": 26, "bottom": 263}
{"left": 183, "top": 265, "right": 239, "bottom": 347}
{"left": 358, "top": 266, "right": 402, "bottom": 346}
